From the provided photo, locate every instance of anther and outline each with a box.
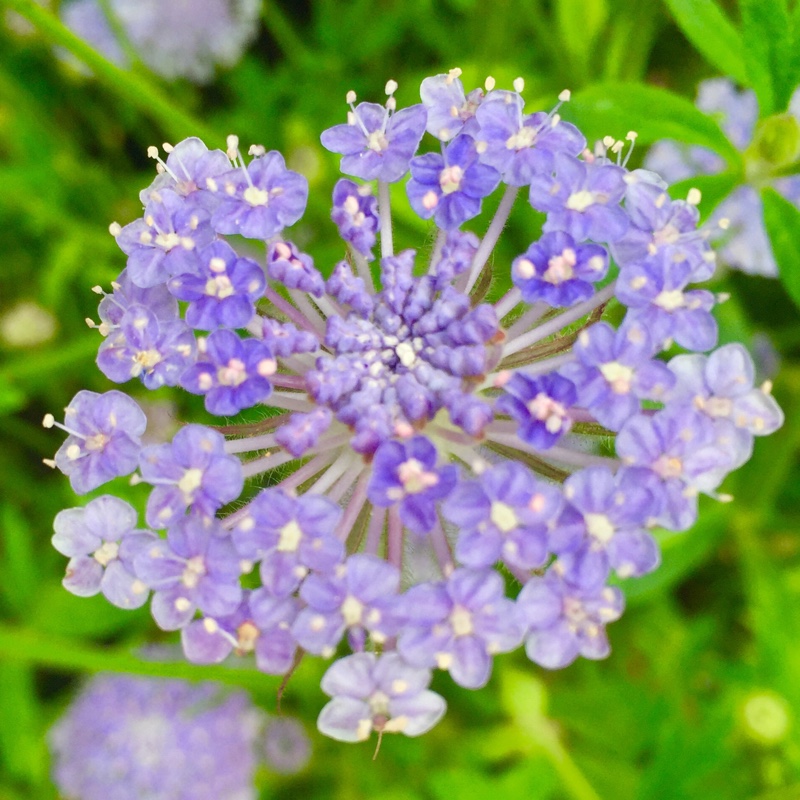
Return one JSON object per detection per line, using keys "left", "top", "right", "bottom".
{"left": 108, "top": 222, "right": 121, "bottom": 236}
{"left": 513, "top": 76, "right": 525, "bottom": 93}
{"left": 147, "top": 145, "right": 159, "bottom": 159}
{"left": 346, "top": 90, "right": 357, "bottom": 104}
{"left": 447, "top": 68, "right": 463, "bottom": 85}
{"left": 385, "top": 79, "right": 398, "bottom": 95}
{"left": 687, "top": 187, "right": 702, "bottom": 205}
{"left": 718, "top": 217, "right": 730, "bottom": 230}
{"left": 559, "top": 89, "right": 571, "bottom": 102}
{"left": 42, "top": 413, "right": 55, "bottom": 428}
{"left": 485, "top": 75, "right": 496, "bottom": 91}
{"left": 42, "top": 458, "right": 56, "bottom": 469}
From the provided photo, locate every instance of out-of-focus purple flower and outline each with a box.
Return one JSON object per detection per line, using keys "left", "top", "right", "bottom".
{"left": 406, "top": 135, "right": 501, "bottom": 230}
{"left": 398, "top": 568, "right": 523, "bottom": 688}
{"left": 263, "top": 717, "right": 311, "bottom": 775}
{"left": 167, "top": 240, "right": 266, "bottom": 330}
{"left": 317, "top": 652, "right": 446, "bottom": 741}
{"left": 134, "top": 514, "right": 242, "bottom": 630}
{"left": 138, "top": 424, "right": 244, "bottom": 528}
{"left": 512, "top": 231, "right": 608, "bottom": 307}
{"left": 518, "top": 567, "right": 624, "bottom": 669}
{"left": 52, "top": 495, "right": 155, "bottom": 608}
{"left": 321, "top": 93, "right": 427, "bottom": 183}
{"left": 181, "top": 329, "right": 276, "bottom": 416}
{"left": 211, "top": 151, "right": 308, "bottom": 240}
{"left": 529, "top": 153, "right": 629, "bottom": 242}
{"left": 48, "top": 390, "right": 147, "bottom": 494}
{"left": 331, "top": 179, "right": 380, "bottom": 259}
{"left": 368, "top": 436, "right": 457, "bottom": 533}
{"left": 49, "top": 674, "right": 263, "bottom": 800}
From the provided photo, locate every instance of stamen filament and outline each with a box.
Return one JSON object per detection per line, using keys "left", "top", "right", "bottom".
{"left": 378, "top": 181, "right": 393, "bottom": 259}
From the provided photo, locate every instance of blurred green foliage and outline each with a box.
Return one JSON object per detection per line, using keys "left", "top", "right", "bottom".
{"left": 1, "top": 0, "right": 800, "bottom": 798}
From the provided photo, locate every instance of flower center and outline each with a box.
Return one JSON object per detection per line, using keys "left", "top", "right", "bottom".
{"left": 439, "top": 165, "right": 464, "bottom": 195}
{"left": 527, "top": 392, "right": 569, "bottom": 433}
{"left": 93, "top": 540, "right": 119, "bottom": 566}
{"left": 205, "top": 274, "right": 235, "bottom": 299}
{"left": 450, "top": 605, "right": 474, "bottom": 637}
{"left": 341, "top": 595, "right": 364, "bottom": 626}
{"left": 584, "top": 513, "right": 615, "bottom": 543}
{"left": 543, "top": 248, "right": 576, "bottom": 284}
{"left": 366, "top": 130, "right": 389, "bottom": 153}
{"left": 654, "top": 289, "right": 685, "bottom": 311}
{"left": 398, "top": 458, "right": 440, "bottom": 494}
{"left": 490, "top": 501, "right": 519, "bottom": 533}
{"left": 277, "top": 520, "right": 303, "bottom": 552}
{"left": 506, "top": 126, "right": 537, "bottom": 151}
{"left": 243, "top": 186, "right": 269, "bottom": 206}
{"left": 84, "top": 432, "right": 110, "bottom": 452}
{"left": 181, "top": 555, "right": 206, "bottom": 588}
{"left": 177, "top": 467, "right": 204, "bottom": 497}
{"left": 599, "top": 361, "right": 635, "bottom": 394}
{"left": 565, "top": 190, "right": 596, "bottom": 212}
{"left": 217, "top": 358, "right": 248, "bottom": 387}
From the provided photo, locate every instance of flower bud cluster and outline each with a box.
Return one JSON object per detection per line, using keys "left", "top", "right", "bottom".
{"left": 46, "top": 70, "right": 784, "bottom": 744}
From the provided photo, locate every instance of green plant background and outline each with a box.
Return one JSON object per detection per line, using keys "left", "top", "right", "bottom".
{"left": 1, "top": 1, "right": 800, "bottom": 798}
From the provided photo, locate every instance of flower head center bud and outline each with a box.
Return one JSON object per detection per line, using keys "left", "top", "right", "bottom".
{"left": 205, "top": 275, "right": 235, "bottom": 299}
{"left": 154, "top": 232, "right": 181, "bottom": 251}
{"left": 565, "top": 190, "right": 596, "bottom": 212}
{"left": 527, "top": 392, "right": 568, "bottom": 433}
{"left": 84, "top": 432, "right": 110, "bottom": 452}
{"left": 543, "top": 248, "right": 577, "bottom": 284}
{"left": 653, "top": 223, "right": 680, "bottom": 246}
{"left": 490, "top": 501, "right": 519, "bottom": 533}
{"left": 506, "top": 126, "right": 537, "bottom": 151}
{"left": 177, "top": 467, "right": 204, "bottom": 497}
{"left": 93, "top": 540, "right": 120, "bottom": 566}
{"left": 367, "top": 129, "right": 389, "bottom": 153}
{"left": 439, "top": 165, "right": 464, "bottom": 195}
{"left": 584, "top": 513, "right": 615, "bottom": 543}
{"left": 243, "top": 186, "right": 270, "bottom": 207}
{"left": 398, "top": 458, "right": 440, "bottom": 494}
{"left": 134, "top": 349, "right": 164, "bottom": 370}
{"left": 450, "top": 605, "right": 474, "bottom": 637}
{"left": 236, "top": 621, "right": 260, "bottom": 653}
{"left": 277, "top": 520, "right": 303, "bottom": 552}
{"left": 703, "top": 396, "right": 733, "bottom": 418}
{"left": 341, "top": 595, "right": 364, "bottom": 626}
{"left": 218, "top": 358, "right": 248, "bottom": 387}
{"left": 181, "top": 555, "right": 207, "bottom": 588}
{"left": 654, "top": 455, "right": 683, "bottom": 480}
{"left": 654, "top": 289, "right": 685, "bottom": 311}
{"left": 599, "top": 361, "right": 634, "bottom": 394}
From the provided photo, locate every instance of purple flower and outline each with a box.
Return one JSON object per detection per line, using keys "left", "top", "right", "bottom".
{"left": 367, "top": 436, "right": 457, "bottom": 533}
{"left": 331, "top": 179, "right": 380, "bottom": 258}
{"left": 317, "top": 652, "right": 446, "bottom": 741}
{"left": 562, "top": 321, "right": 675, "bottom": 431}
{"left": 325, "top": 261, "right": 374, "bottom": 315}
{"left": 114, "top": 189, "right": 214, "bottom": 288}
{"left": 48, "top": 675, "right": 262, "bottom": 800}
{"left": 420, "top": 70, "right": 484, "bottom": 141}
{"left": 167, "top": 240, "right": 266, "bottom": 330}
{"left": 292, "top": 554, "right": 401, "bottom": 655}
{"left": 616, "top": 408, "right": 736, "bottom": 530}
{"left": 321, "top": 98, "right": 427, "bottom": 183}
{"left": 616, "top": 252, "right": 718, "bottom": 352}
{"left": 181, "top": 589, "right": 299, "bottom": 675}
{"left": 134, "top": 514, "right": 242, "bottom": 630}
{"left": 210, "top": 151, "right": 308, "bottom": 240}
{"left": 138, "top": 424, "right": 244, "bottom": 529}
{"left": 496, "top": 372, "right": 577, "bottom": 449}
{"left": 181, "top": 329, "right": 276, "bottom": 416}
{"left": 267, "top": 240, "right": 325, "bottom": 297}
{"left": 443, "top": 462, "right": 561, "bottom": 571}
{"left": 398, "top": 568, "right": 523, "bottom": 688}
{"left": 552, "top": 467, "right": 661, "bottom": 586}
{"left": 52, "top": 495, "right": 155, "bottom": 608}
{"left": 406, "top": 135, "right": 501, "bottom": 229}
{"left": 511, "top": 231, "right": 608, "bottom": 307}
{"left": 258, "top": 317, "right": 320, "bottom": 358}
{"left": 518, "top": 567, "right": 624, "bottom": 669}
{"left": 475, "top": 96, "right": 585, "bottom": 185}
{"left": 48, "top": 390, "right": 147, "bottom": 494}
{"left": 96, "top": 268, "right": 178, "bottom": 334}
{"left": 97, "top": 305, "right": 197, "bottom": 390}
{"left": 529, "top": 153, "right": 629, "bottom": 242}
{"left": 231, "top": 489, "right": 344, "bottom": 597}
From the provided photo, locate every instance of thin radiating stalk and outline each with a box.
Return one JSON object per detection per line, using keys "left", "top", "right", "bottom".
{"left": 350, "top": 247, "right": 376, "bottom": 294}
{"left": 493, "top": 287, "right": 523, "bottom": 320}
{"left": 430, "top": 518, "right": 454, "bottom": 576}
{"left": 278, "top": 450, "right": 339, "bottom": 492}
{"left": 326, "top": 458, "right": 367, "bottom": 504}
{"left": 479, "top": 351, "right": 575, "bottom": 390}
{"left": 387, "top": 507, "right": 403, "bottom": 571}
{"left": 504, "top": 301, "right": 549, "bottom": 340}
{"left": 364, "top": 507, "right": 387, "bottom": 555}
{"left": 335, "top": 470, "right": 371, "bottom": 542}
{"left": 305, "top": 452, "right": 359, "bottom": 497}
{"left": 289, "top": 290, "right": 327, "bottom": 337}
{"left": 502, "top": 282, "right": 617, "bottom": 358}
{"left": 266, "top": 391, "right": 316, "bottom": 413}
{"left": 378, "top": 181, "right": 393, "bottom": 258}
{"left": 224, "top": 432, "right": 277, "bottom": 454}
{"left": 269, "top": 373, "right": 308, "bottom": 390}
{"left": 240, "top": 449, "right": 296, "bottom": 479}
{"left": 486, "top": 431, "right": 619, "bottom": 471}
{"left": 263, "top": 285, "right": 320, "bottom": 336}
{"left": 464, "top": 185, "right": 519, "bottom": 293}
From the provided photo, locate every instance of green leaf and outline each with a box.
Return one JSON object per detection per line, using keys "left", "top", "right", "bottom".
{"left": 565, "top": 83, "right": 741, "bottom": 165}
{"left": 761, "top": 187, "right": 800, "bottom": 309}
{"left": 556, "top": 0, "right": 609, "bottom": 80}
{"left": 0, "top": 666, "right": 45, "bottom": 785}
{"left": 662, "top": 0, "right": 748, "bottom": 86}
{"left": 740, "top": 0, "right": 793, "bottom": 115}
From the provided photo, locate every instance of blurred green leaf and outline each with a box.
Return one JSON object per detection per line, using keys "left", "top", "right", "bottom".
{"left": 555, "top": 0, "right": 608, "bottom": 81}
{"left": 566, "top": 83, "right": 741, "bottom": 164}
{"left": 761, "top": 186, "right": 800, "bottom": 309}
{"left": 0, "top": 666, "right": 44, "bottom": 785}
{"left": 0, "top": 505, "right": 39, "bottom": 615}
{"left": 740, "top": 0, "right": 793, "bottom": 116}
{"left": 662, "top": 0, "right": 748, "bottom": 86}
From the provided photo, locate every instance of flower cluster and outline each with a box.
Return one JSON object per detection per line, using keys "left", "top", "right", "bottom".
{"left": 48, "top": 674, "right": 310, "bottom": 800}
{"left": 46, "top": 69, "right": 784, "bottom": 745}
{"left": 645, "top": 77, "right": 800, "bottom": 276}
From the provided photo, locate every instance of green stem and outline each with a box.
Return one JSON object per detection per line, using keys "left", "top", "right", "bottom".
{"left": 0, "top": 624, "right": 271, "bottom": 693}
{"left": 3, "top": 0, "right": 221, "bottom": 144}
{"left": 261, "top": 3, "right": 316, "bottom": 69}
{"left": 535, "top": 725, "right": 603, "bottom": 800}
